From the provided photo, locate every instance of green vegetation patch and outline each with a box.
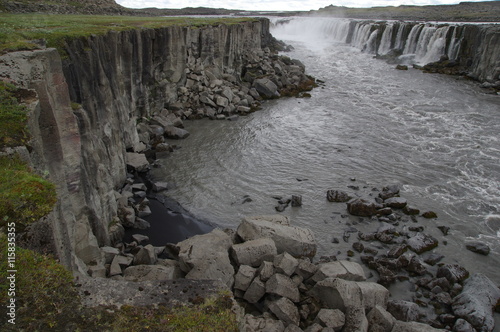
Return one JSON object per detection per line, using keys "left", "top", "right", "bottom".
{"left": 0, "top": 155, "right": 57, "bottom": 230}
{"left": 0, "top": 14, "right": 258, "bottom": 54}
{"left": 0, "top": 81, "right": 29, "bottom": 148}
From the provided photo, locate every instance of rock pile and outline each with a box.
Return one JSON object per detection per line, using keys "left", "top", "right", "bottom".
{"left": 95, "top": 211, "right": 500, "bottom": 331}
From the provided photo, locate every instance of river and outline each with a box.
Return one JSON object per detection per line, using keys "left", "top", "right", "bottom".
{"left": 151, "top": 17, "right": 500, "bottom": 284}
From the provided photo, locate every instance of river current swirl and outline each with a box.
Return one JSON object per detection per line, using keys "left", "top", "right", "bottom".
{"left": 152, "top": 18, "right": 500, "bottom": 284}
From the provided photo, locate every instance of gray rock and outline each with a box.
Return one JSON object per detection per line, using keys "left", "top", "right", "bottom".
{"left": 343, "top": 306, "right": 368, "bottom": 332}
{"left": 407, "top": 233, "right": 439, "bottom": 254}
{"left": 237, "top": 215, "right": 317, "bottom": 258}
{"left": 312, "top": 261, "right": 366, "bottom": 283}
{"left": 465, "top": 241, "right": 491, "bottom": 255}
{"left": 152, "top": 181, "right": 169, "bottom": 192}
{"left": 327, "top": 190, "right": 352, "bottom": 202}
{"left": 243, "top": 314, "right": 285, "bottom": 332}
{"left": 253, "top": 78, "right": 279, "bottom": 98}
{"left": 257, "top": 260, "right": 275, "bottom": 282}
{"left": 296, "top": 258, "right": 318, "bottom": 280}
{"left": 123, "top": 264, "right": 182, "bottom": 282}
{"left": 231, "top": 238, "right": 278, "bottom": 267}
{"left": 453, "top": 318, "right": 476, "bottom": 332}
{"left": 131, "top": 234, "right": 149, "bottom": 244}
{"left": 310, "top": 278, "right": 363, "bottom": 312}
{"left": 244, "top": 277, "right": 266, "bottom": 304}
{"left": 164, "top": 125, "right": 190, "bottom": 139}
{"left": 133, "top": 244, "right": 157, "bottom": 265}
{"left": 109, "top": 255, "right": 133, "bottom": 276}
{"left": 283, "top": 324, "right": 302, "bottom": 332}
{"left": 234, "top": 265, "right": 257, "bottom": 291}
{"left": 386, "top": 300, "right": 419, "bottom": 322}
{"left": 437, "top": 264, "right": 469, "bottom": 283}
{"left": 177, "top": 229, "right": 235, "bottom": 288}
{"left": 357, "top": 282, "right": 390, "bottom": 312}
{"left": 267, "top": 297, "right": 300, "bottom": 326}
{"left": 384, "top": 197, "right": 407, "bottom": 209}
{"left": 101, "top": 246, "right": 120, "bottom": 264}
{"left": 347, "top": 198, "right": 377, "bottom": 217}
{"left": 367, "top": 305, "right": 396, "bottom": 332}
{"left": 125, "top": 152, "right": 150, "bottom": 172}
{"left": 274, "top": 252, "right": 299, "bottom": 276}
{"left": 266, "top": 273, "right": 300, "bottom": 302}
{"left": 452, "top": 273, "right": 500, "bottom": 332}
{"left": 314, "top": 308, "right": 345, "bottom": 331}
{"left": 88, "top": 265, "right": 106, "bottom": 278}
{"left": 390, "top": 321, "right": 443, "bottom": 332}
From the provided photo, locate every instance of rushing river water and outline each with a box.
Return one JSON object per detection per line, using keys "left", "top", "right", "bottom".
{"left": 152, "top": 18, "right": 500, "bottom": 284}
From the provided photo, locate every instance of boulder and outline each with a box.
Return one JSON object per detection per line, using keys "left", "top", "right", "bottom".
{"left": 312, "top": 261, "right": 366, "bottom": 283}
{"left": 437, "top": 264, "right": 469, "bottom": 283}
{"left": 386, "top": 300, "right": 419, "bottom": 322}
{"left": 266, "top": 273, "right": 300, "bottom": 302}
{"left": 347, "top": 198, "right": 378, "bottom": 217}
{"left": 452, "top": 273, "right": 500, "bottom": 332}
{"left": 327, "top": 190, "right": 352, "bottom": 202}
{"left": 274, "top": 252, "right": 299, "bottom": 276}
{"left": 177, "top": 229, "right": 234, "bottom": 288}
{"left": 123, "top": 264, "right": 182, "bottom": 282}
{"left": 101, "top": 246, "right": 120, "bottom": 264}
{"left": 152, "top": 181, "right": 169, "bottom": 192}
{"left": 164, "top": 125, "right": 190, "bottom": 139}
{"left": 343, "top": 306, "right": 368, "bottom": 332}
{"left": 310, "top": 278, "right": 363, "bottom": 312}
{"left": 253, "top": 78, "right": 279, "bottom": 98}
{"left": 243, "top": 277, "right": 266, "bottom": 304}
{"left": 133, "top": 244, "right": 157, "bottom": 265}
{"left": 243, "top": 314, "right": 285, "bottom": 332}
{"left": 314, "top": 309, "right": 345, "bottom": 331}
{"left": 357, "top": 282, "right": 390, "bottom": 312}
{"left": 384, "top": 197, "right": 407, "bottom": 209}
{"left": 465, "top": 241, "right": 491, "bottom": 255}
{"left": 257, "top": 260, "right": 275, "bottom": 282}
{"left": 234, "top": 265, "right": 257, "bottom": 291}
{"left": 295, "top": 258, "right": 318, "bottom": 280}
{"left": 109, "top": 255, "right": 133, "bottom": 277}
{"left": 407, "top": 233, "right": 438, "bottom": 254}
{"left": 125, "top": 152, "right": 150, "bottom": 172}
{"left": 390, "top": 321, "right": 443, "bottom": 332}
{"left": 267, "top": 297, "right": 300, "bottom": 326}
{"left": 231, "top": 238, "right": 278, "bottom": 267}
{"left": 367, "top": 305, "right": 396, "bottom": 332}
{"left": 237, "top": 215, "right": 316, "bottom": 258}
{"left": 453, "top": 318, "right": 476, "bottom": 332}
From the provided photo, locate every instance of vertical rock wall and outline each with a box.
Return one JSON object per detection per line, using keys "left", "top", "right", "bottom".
{"left": 0, "top": 19, "right": 280, "bottom": 275}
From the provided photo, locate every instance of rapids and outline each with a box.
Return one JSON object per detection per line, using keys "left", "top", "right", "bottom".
{"left": 151, "top": 17, "right": 500, "bottom": 284}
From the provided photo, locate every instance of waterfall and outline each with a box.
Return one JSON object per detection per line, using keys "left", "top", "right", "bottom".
{"left": 271, "top": 17, "right": 473, "bottom": 66}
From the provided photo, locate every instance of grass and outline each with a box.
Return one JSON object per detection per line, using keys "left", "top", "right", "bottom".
{"left": 0, "top": 81, "right": 29, "bottom": 148}
{"left": 0, "top": 234, "right": 238, "bottom": 331}
{"left": 0, "top": 14, "right": 258, "bottom": 54}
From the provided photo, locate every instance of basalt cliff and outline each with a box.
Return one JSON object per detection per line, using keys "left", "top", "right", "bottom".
{"left": 0, "top": 18, "right": 313, "bottom": 275}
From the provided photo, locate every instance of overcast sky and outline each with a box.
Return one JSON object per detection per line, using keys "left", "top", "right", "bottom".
{"left": 115, "top": 0, "right": 497, "bottom": 11}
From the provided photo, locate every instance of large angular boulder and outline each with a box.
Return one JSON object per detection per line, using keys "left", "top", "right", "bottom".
{"left": 312, "top": 261, "right": 366, "bottom": 283}
{"left": 310, "top": 278, "right": 363, "bottom": 312}
{"left": 407, "top": 233, "right": 438, "bottom": 254}
{"left": 231, "top": 238, "right": 277, "bottom": 267}
{"left": 347, "top": 198, "right": 378, "bottom": 217}
{"left": 125, "top": 152, "right": 150, "bottom": 172}
{"left": 253, "top": 78, "right": 279, "bottom": 98}
{"left": 177, "top": 229, "right": 235, "bottom": 288}
{"left": 452, "top": 273, "right": 500, "bottom": 332}
{"left": 267, "top": 297, "right": 300, "bottom": 326}
{"left": 266, "top": 273, "right": 300, "bottom": 302}
{"left": 237, "top": 215, "right": 317, "bottom": 258}
{"left": 390, "top": 321, "right": 443, "bottom": 332}
{"left": 367, "top": 305, "right": 395, "bottom": 332}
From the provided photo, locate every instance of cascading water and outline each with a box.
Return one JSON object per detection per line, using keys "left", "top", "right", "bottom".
{"left": 272, "top": 17, "right": 465, "bottom": 65}
{"left": 152, "top": 16, "right": 500, "bottom": 286}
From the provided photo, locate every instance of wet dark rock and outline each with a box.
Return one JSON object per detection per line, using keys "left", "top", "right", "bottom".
{"left": 376, "top": 207, "right": 393, "bottom": 216}
{"left": 437, "top": 264, "right": 469, "bottom": 284}
{"left": 407, "top": 256, "right": 428, "bottom": 276}
{"left": 291, "top": 195, "right": 302, "bottom": 207}
{"left": 352, "top": 242, "right": 364, "bottom": 253}
{"left": 387, "top": 244, "right": 408, "bottom": 258}
{"left": 437, "top": 226, "right": 450, "bottom": 236}
{"left": 403, "top": 205, "right": 420, "bottom": 215}
{"left": 379, "top": 185, "right": 400, "bottom": 199}
{"left": 384, "top": 197, "right": 407, "bottom": 209}
{"left": 465, "top": 241, "right": 491, "bottom": 256}
{"left": 326, "top": 190, "right": 352, "bottom": 202}
{"left": 422, "top": 211, "right": 438, "bottom": 219}
{"left": 396, "top": 64, "right": 408, "bottom": 70}
{"left": 407, "top": 233, "right": 439, "bottom": 254}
